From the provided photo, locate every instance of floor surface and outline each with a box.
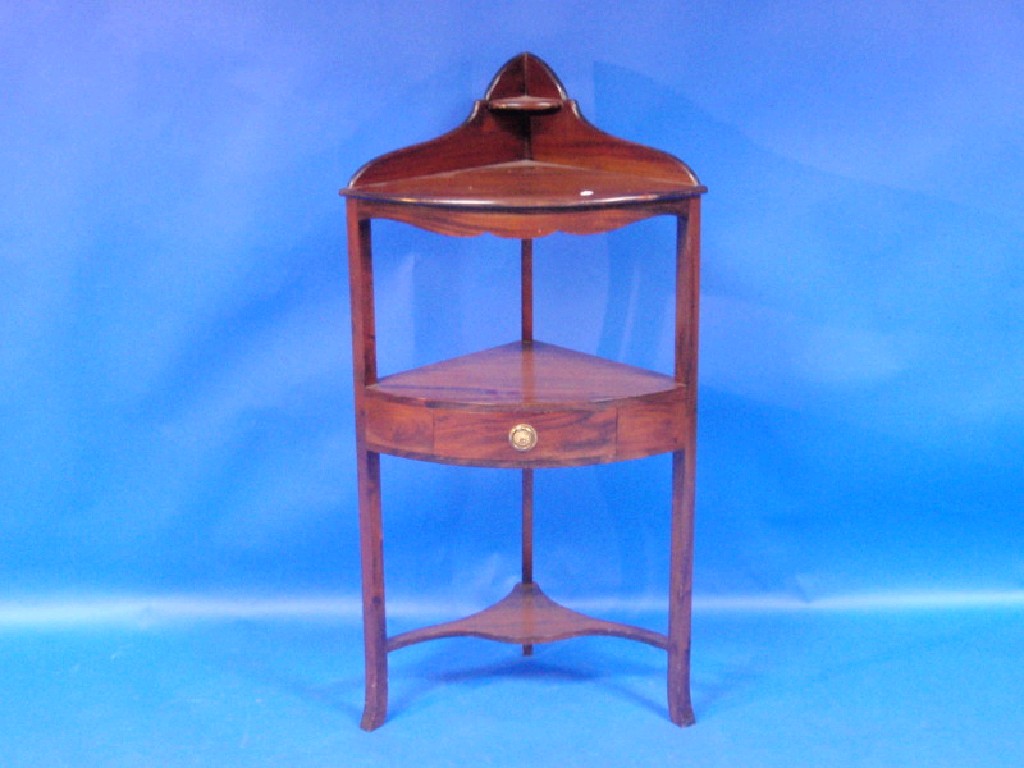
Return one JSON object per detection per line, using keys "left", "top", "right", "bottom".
{"left": 2, "top": 603, "right": 1021, "bottom": 767}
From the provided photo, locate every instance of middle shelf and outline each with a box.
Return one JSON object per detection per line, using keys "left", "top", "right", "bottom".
{"left": 364, "top": 340, "right": 687, "bottom": 468}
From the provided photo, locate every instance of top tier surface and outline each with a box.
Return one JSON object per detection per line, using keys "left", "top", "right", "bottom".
{"left": 341, "top": 53, "right": 706, "bottom": 211}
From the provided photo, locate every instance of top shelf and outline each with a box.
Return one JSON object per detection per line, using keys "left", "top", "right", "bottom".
{"left": 343, "top": 159, "right": 703, "bottom": 210}
{"left": 341, "top": 53, "right": 705, "bottom": 216}
{"left": 486, "top": 95, "right": 563, "bottom": 113}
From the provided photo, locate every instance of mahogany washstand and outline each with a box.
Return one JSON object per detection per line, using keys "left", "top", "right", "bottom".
{"left": 341, "top": 53, "right": 706, "bottom": 730}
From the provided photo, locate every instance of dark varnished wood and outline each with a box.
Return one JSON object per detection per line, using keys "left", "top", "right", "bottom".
{"left": 363, "top": 342, "right": 687, "bottom": 467}
{"left": 433, "top": 407, "right": 617, "bottom": 465}
{"left": 389, "top": 582, "right": 668, "bottom": 652}
{"left": 342, "top": 52, "right": 703, "bottom": 239}
{"left": 347, "top": 208, "right": 388, "bottom": 731}
{"left": 521, "top": 239, "right": 533, "bottom": 341}
{"left": 521, "top": 469, "right": 534, "bottom": 585}
{"left": 487, "top": 95, "right": 563, "bottom": 113}
{"left": 519, "top": 234, "right": 534, "bottom": 654}
{"left": 349, "top": 160, "right": 701, "bottom": 209}
{"left": 353, "top": 196, "right": 689, "bottom": 239}
{"left": 667, "top": 199, "right": 701, "bottom": 727}
{"left": 344, "top": 53, "right": 705, "bottom": 730}
{"left": 520, "top": 467, "right": 535, "bottom": 656}
{"left": 369, "top": 341, "right": 680, "bottom": 406}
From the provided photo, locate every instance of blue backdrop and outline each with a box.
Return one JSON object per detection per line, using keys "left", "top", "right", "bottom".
{"left": 3, "top": 0, "right": 1022, "bottom": 609}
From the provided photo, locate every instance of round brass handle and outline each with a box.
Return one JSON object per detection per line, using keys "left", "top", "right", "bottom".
{"left": 508, "top": 423, "right": 538, "bottom": 452}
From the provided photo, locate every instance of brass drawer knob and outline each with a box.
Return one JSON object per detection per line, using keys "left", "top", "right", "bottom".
{"left": 508, "top": 423, "right": 538, "bottom": 452}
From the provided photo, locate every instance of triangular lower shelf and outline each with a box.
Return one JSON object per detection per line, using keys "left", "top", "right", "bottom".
{"left": 388, "top": 581, "right": 668, "bottom": 652}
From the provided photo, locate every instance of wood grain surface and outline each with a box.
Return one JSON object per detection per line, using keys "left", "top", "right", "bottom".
{"left": 346, "top": 52, "right": 704, "bottom": 730}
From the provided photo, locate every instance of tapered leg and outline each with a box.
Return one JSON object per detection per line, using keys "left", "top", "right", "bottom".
{"left": 667, "top": 203, "right": 699, "bottom": 726}
{"left": 357, "top": 449, "right": 388, "bottom": 731}
{"left": 667, "top": 448, "right": 696, "bottom": 726}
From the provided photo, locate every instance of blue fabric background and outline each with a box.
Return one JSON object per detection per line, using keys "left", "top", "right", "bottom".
{"left": 3, "top": 0, "right": 1022, "bottom": 608}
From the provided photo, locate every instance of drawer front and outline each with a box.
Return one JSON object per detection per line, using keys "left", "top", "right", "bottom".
{"left": 433, "top": 409, "right": 616, "bottom": 465}
{"left": 364, "top": 399, "right": 434, "bottom": 455}
{"left": 615, "top": 389, "right": 688, "bottom": 459}
{"left": 365, "top": 392, "right": 687, "bottom": 466}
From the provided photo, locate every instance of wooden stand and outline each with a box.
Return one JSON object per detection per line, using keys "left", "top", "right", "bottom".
{"left": 342, "top": 53, "right": 706, "bottom": 730}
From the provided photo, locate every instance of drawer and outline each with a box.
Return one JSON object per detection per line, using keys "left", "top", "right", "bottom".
{"left": 365, "top": 391, "right": 686, "bottom": 467}
{"left": 433, "top": 408, "right": 616, "bottom": 466}
{"left": 364, "top": 399, "right": 434, "bottom": 455}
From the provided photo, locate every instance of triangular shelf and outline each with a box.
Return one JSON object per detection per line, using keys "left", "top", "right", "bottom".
{"left": 371, "top": 340, "right": 679, "bottom": 408}
{"left": 388, "top": 581, "right": 668, "bottom": 651}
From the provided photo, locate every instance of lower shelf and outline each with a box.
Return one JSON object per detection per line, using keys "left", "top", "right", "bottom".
{"left": 388, "top": 581, "right": 668, "bottom": 652}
